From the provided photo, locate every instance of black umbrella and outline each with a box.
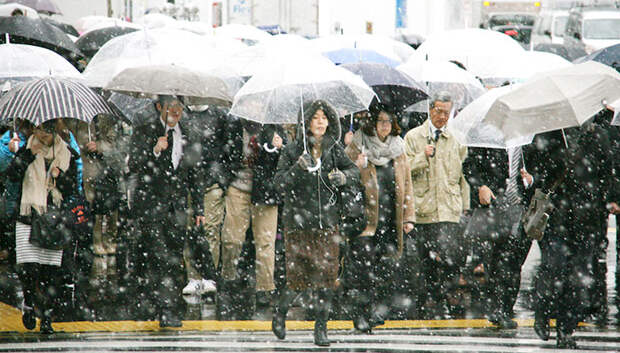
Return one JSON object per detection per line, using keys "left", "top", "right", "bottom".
{"left": 573, "top": 43, "right": 620, "bottom": 72}
{"left": 43, "top": 17, "right": 79, "bottom": 37}
{"left": 0, "top": 15, "right": 82, "bottom": 61}
{"left": 0, "top": 77, "right": 114, "bottom": 126}
{"left": 76, "top": 26, "right": 138, "bottom": 59}
{"left": 0, "top": 0, "right": 61, "bottom": 15}
{"left": 340, "top": 62, "right": 428, "bottom": 111}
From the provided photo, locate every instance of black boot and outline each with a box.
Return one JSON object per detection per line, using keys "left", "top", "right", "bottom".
{"left": 21, "top": 305, "right": 35, "bottom": 330}
{"left": 350, "top": 289, "right": 371, "bottom": 333}
{"left": 39, "top": 313, "right": 54, "bottom": 334}
{"left": 272, "top": 288, "right": 297, "bottom": 340}
{"left": 556, "top": 329, "right": 577, "bottom": 349}
{"left": 348, "top": 237, "right": 374, "bottom": 334}
{"left": 534, "top": 310, "right": 550, "bottom": 341}
{"left": 314, "top": 289, "right": 333, "bottom": 347}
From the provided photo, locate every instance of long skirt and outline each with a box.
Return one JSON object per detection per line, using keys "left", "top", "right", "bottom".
{"left": 285, "top": 227, "right": 339, "bottom": 291}
{"left": 15, "top": 221, "right": 63, "bottom": 266}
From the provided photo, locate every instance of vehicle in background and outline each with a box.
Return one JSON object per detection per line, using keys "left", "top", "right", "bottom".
{"left": 495, "top": 24, "right": 534, "bottom": 48}
{"left": 474, "top": 0, "right": 543, "bottom": 28}
{"left": 563, "top": 6, "right": 620, "bottom": 54}
{"left": 480, "top": 11, "right": 537, "bottom": 28}
{"left": 530, "top": 10, "right": 569, "bottom": 48}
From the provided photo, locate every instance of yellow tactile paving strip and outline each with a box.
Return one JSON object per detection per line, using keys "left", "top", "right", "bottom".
{"left": 1, "top": 301, "right": 590, "bottom": 334}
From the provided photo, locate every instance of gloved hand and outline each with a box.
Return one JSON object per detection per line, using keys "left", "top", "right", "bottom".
{"left": 328, "top": 169, "right": 346, "bottom": 187}
{"left": 297, "top": 153, "right": 314, "bottom": 170}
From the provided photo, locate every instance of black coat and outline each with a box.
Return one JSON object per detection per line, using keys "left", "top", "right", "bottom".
{"left": 275, "top": 101, "right": 360, "bottom": 232}
{"left": 128, "top": 119, "right": 203, "bottom": 217}
{"left": 530, "top": 124, "right": 615, "bottom": 249}
{"left": 221, "top": 117, "right": 285, "bottom": 205}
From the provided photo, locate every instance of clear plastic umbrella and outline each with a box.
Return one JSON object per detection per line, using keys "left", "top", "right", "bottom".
{"left": 449, "top": 62, "right": 620, "bottom": 148}
{"left": 478, "top": 50, "right": 573, "bottom": 87}
{"left": 82, "top": 28, "right": 235, "bottom": 89}
{"left": 0, "top": 43, "right": 81, "bottom": 84}
{"left": 230, "top": 52, "right": 375, "bottom": 125}
{"left": 214, "top": 24, "right": 272, "bottom": 45}
{"left": 0, "top": 3, "right": 39, "bottom": 18}
{"left": 398, "top": 59, "right": 486, "bottom": 111}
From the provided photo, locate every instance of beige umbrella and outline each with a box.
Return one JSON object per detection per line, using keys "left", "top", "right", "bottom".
{"left": 104, "top": 64, "right": 233, "bottom": 107}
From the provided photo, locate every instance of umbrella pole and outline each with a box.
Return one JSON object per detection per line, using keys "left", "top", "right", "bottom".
{"left": 88, "top": 124, "right": 92, "bottom": 142}
{"left": 561, "top": 129, "right": 568, "bottom": 149}
{"left": 300, "top": 89, "right": 308, "bottom": 154}
{"left": 4, "top": 33, "right": 9, "bottom": 44}
{"left": 350, "top": 114, "right": 353, "bottom": 132}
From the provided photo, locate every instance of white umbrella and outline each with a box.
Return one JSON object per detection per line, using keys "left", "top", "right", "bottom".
{"left": 609, "top": 98, "right": 620, "bottom": 126}
{"left": 479, "top": 50, "right": 573, "bottom": 87}
{"left": 75, "top": 16, "right": 140, "bottom": 35}
{"left": 449, "top": 62, "right": 620, "bottom": 148}
{"left": 105, "top": 64, "right": 232, "bottom": 107}
{"left": 308, "top": 34, "right": 411, "bottom": 62}
{"left": 0, "top": 43, "right": 81, "bottom": 84}
{"left": 214, "top": 24, "right": 272, "bottom": 45}
{"left": 230, "top": 52, "right": 375, "bottom": 125}
{"left": 416, "top": 28, "right": 524, "bottom": 80}
{"left": 398, "top": 59, "right": 486, "bottom": 111}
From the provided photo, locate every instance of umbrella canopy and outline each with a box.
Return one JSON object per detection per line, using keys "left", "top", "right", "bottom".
{"left": 214, "top": 24, "right": 272, "bottom": 45}
{"left": 323, "top": 48, "right": 401, "bottom": 67}
{"left": 340, "top": 62, "right": 428, "bottom": 110}
{"left": 416, "top": 28, "right": 524, "bottom": 79}
{"left": 573, "top": 43, "right": 620, "bottom": 71}
{"left": 75, "top": 15, "right": 140, "bottom": 35}
{"left": 448, "top": 62, "right": 620, "bottom": 148}
{"left": 230, "top": 53, "right": 376, "bottom": 124}
{"left": 43, "top": 18, "right": 79, "bottom": 37}
{"left": 0, "top": 15, "right": 82, "bottom": 60}
{"left": 0, "top": 3, "right": 39, "bottom": 18}
{"left": 479, "top": 50, "right": 573, "bottom": 87}
{"left": 82, "top": 28, "right": 229, "bottom": 88}
{"left": 309, "top": 34, "right": 413, "bottom": 62}
{"left": 105, "top": 64, "right": 233, "bottom": 107}
{"left": 398, "top": 59, "right": 486, "bottom": 111}
{"left": 0, "top": 76, "right": 114, "bottom": 125}
{"left": 0, "top": 43, "right": 81, "bottom": 84}
{"left": 0, "top": 0, "right": 61, "bottom": 15}
{"left": 76, "top": 26, "right": 139, "bottom": 59}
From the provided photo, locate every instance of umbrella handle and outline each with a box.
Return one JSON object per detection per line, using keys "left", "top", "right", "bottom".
{"left": 307, "top": 156, "right": 321, "bottom": 173}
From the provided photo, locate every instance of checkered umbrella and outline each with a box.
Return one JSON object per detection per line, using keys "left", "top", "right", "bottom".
{"left": 0, "top": 76, "right": 114, "bottom": 126}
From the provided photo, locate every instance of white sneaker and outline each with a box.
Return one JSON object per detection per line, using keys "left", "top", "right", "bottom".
{"left": 199, "top": 279, "right": 217, "bottom": 294}
{"left": 182, "top": 279, "right": 201, "bottom": 295}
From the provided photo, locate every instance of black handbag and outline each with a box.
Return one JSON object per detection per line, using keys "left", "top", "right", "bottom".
{"left": 92, "top": 167, "right": 121, "bottom": 215}
{"left": 29, "top": 203, "right": 72, "bottom": 250}
{"left": 331, "top": 153, "right": 367, "bottom": 238}
{"left": 465, "top": 196, "right": 523, "bottom": 243}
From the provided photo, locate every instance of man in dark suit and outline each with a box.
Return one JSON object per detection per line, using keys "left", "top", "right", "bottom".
{"left": 128, "top": 95, "right": 205, "bottom": 327}
{"left": 465, "top": 145, "right": 534, "bottom": 329}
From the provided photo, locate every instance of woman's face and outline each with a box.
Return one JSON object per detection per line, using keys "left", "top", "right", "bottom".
{"left": 375, "top": 111, "right": 392, "bottom": 140}
{"left": 33, "top": 128, "right": 54, "bottom": 146}
{"left": 309, "top": 109, "right": 328, "bottom": 138}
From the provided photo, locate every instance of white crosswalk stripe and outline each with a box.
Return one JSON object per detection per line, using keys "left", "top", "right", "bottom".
{"left": 1, "top": 329, "right": 620, "bottom": 352}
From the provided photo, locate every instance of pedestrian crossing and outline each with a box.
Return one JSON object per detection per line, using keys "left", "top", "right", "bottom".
{"left": 1, "top": 328, "right": 619, "bottom": 352}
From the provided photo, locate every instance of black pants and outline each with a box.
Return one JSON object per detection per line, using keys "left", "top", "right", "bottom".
{"left": 485, "top": 226, "right": 532, "bottom": 317}
{"left": 535, "top": 236, "right": 590, "bottom": 334}
{"left": 17, "top": 263, "right": 61, "bottom": 319}
{"left": 135, "top": 208, "right": 187, "bottom": 319}
{"left": 415, "top": 222, "right": 465, "bottom": 312}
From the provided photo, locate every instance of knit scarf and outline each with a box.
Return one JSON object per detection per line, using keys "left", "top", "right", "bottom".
{"left": 19, "top": 134, "right": 71, "bottom": 216}
{"left": 352, "top": 130, "right": 404, "bottom": 167}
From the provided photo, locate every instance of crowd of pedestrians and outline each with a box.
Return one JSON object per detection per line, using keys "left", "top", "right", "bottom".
{"left": 0, "top": 89, "right": 618, "bottom": 349}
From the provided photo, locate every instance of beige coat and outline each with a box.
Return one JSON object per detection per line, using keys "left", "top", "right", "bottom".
{"left": 345, "top": 141, "right": 416, "bottom": 259}
{"left": 404, "top": 120, "right": 470, "bottom": 224}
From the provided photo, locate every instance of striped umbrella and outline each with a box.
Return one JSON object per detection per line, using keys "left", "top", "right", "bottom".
{"left": 0, "top": 77, "right": 114, "bottom": 126}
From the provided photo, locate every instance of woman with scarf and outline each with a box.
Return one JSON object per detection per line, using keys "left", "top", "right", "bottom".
{"left": 272, "top": 100, "right": 360, "bottom": 346}
{"left": 5, "top": 120, "right": 81, "bottom": 333}
{"left": 344, "top": 105, "right": 415, "bottom": 333}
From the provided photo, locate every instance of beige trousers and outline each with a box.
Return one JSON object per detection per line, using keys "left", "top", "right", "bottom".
{"left": 183, "top": 184, "right": 225, "bottom": 280}
{"left": 220, "top": 186, "right": 277, "bottom": 291}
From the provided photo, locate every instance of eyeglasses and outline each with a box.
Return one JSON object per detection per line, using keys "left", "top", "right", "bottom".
{"left": 432, "top": 107, "right": 451, "bottom": 117}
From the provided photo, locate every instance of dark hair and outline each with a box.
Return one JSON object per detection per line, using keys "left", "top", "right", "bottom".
{"left": 301, "top": 100, "right": 337, "bottom": 133}
{"left": 11, "top": 8, "right": 24, "bottom": 16}
{"left": 362, "top": 106, "right": 401, "bottom": 137}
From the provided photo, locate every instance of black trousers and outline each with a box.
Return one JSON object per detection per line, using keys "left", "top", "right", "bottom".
{"left": 485, "top": 226, "right": 532, "bottom": 317}
{"left": 135, "top": 207, "right": 188, "bottom": 318}
{"left": 415, "top": 222, "right": 466, "bottom": 309}
{"left": 534, "top": 236, "right": 590, "bottom": 334}
{"left": 17, "top": 263, "right": 61, "bottom": 319}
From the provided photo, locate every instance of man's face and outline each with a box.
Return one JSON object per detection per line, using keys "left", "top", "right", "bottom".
{"left": 157, "top": 100, "right": 183, "bottom": 127}
{"left": 429, "top": 100, "right": 452, "bottom": 129}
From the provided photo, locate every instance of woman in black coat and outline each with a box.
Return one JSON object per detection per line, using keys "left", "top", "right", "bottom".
{"left": 272, "top": 100, "right": 360, "bottom": 346}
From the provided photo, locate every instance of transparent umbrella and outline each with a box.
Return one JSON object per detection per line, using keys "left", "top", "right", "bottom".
{"left": 398, "top": 59, "right": 486, "bottom": 111}
{"left": 0, "top": 43, "right": 81, "bottom": 85}
{"left": 449, "top": 62, "right": 620, "bottom": 148}
{"left": 478, "top": 50, "right": 573, "bottom": 87}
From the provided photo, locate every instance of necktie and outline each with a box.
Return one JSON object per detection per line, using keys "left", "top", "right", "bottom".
{"left": 505, "top": 146, "right": 522, "bottom": 205}
{"left": 434, "top": 129, "right": 442, "bottom": 141}
{"left": 246, "top": 135, "right": 259, "bottom": 168}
